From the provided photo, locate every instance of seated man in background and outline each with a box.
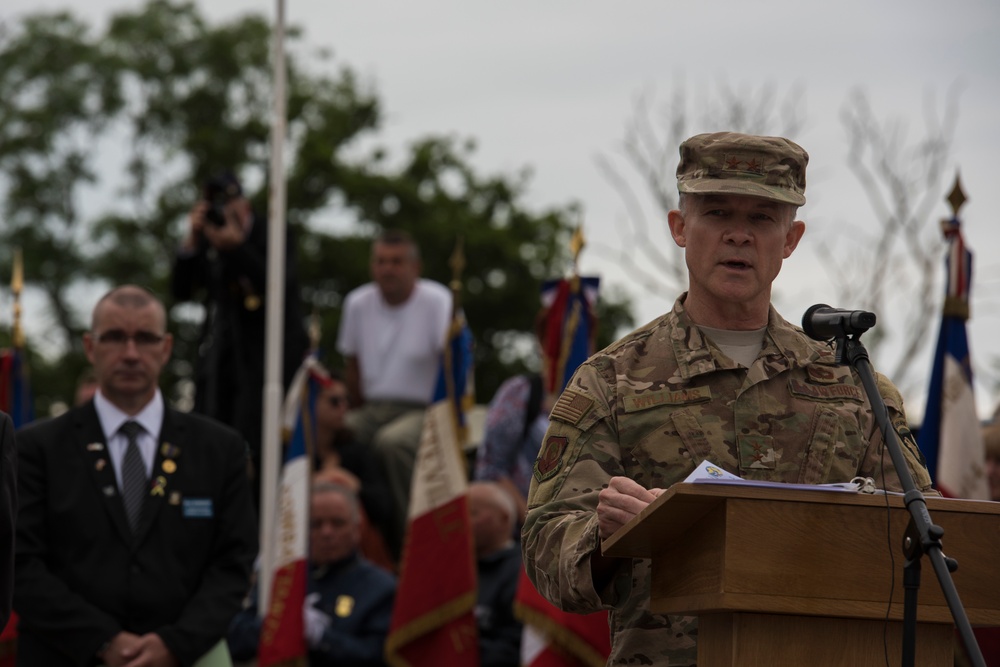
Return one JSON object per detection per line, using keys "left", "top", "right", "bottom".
{"left": 336, "top": 230, "right": 452, "bottom": 562}
{"left": 228, "top": 482, "right": 396, "bottom": 666}
{"left": 468, "top": 481, "right": 523, "bottom": 667}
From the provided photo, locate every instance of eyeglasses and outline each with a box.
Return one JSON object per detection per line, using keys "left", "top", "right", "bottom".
{"left": 95, "top": 329, "right": 165, "bottom": 348}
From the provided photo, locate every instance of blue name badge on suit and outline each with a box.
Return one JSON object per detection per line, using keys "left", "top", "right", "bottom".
{"left": 100, "top": 639, "right": 232, "bottom": 667}
{"left": 182, "top": 498, "right": 214, "bottom": 518}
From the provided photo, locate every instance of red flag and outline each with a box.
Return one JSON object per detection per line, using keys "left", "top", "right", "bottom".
{"left": 515, "top": 570, "right": 609, "bottom": 667}
{"left": 385, "top": 310, "right": 479, "bottom": 667}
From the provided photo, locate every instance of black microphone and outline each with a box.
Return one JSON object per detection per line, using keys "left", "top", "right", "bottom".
{"left": 801, "top": 304, "right": 877, "bottom": 340}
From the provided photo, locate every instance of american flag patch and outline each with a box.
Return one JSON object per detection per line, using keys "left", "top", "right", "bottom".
{"left": 551, "top": 390, "right": 594, "bottom": 425}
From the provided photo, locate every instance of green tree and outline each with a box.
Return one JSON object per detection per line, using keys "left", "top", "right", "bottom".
{"left": 0, "top": 0, "right": 632, "bottom": 417}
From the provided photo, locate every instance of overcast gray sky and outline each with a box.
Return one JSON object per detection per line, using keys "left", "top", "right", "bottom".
{"left": 3, "top": 0, "right": 999, "bottom": 418}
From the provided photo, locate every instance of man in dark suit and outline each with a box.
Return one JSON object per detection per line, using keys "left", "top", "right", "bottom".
{"left": 171, "top": 172, "right": 308, "bottom": 510}
{"left": 14, "top": 285, "right": 257, "bottom": 667}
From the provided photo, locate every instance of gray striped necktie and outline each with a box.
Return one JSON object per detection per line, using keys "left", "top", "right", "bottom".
{"left": 119, "top": 421, "right": 147, "bottom": 532}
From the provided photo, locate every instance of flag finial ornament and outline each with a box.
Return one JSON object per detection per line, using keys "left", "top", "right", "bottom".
{"left": 946, "top": 173, "right": 967, "bottom": 217}
{"left": 448, "top": 236, "right": 466, "bottom": 296}
{"left": 570, "top": 226, "right": 586, "bottom": 267}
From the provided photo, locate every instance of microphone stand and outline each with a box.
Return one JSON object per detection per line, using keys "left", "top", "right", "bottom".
{"left": 831, "top": 332, "right": 985, "bottom": 667}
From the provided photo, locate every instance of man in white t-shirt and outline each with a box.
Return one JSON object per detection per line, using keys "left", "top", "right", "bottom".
{"left": 336, "top": 230, "right": 452, "bottom": 562}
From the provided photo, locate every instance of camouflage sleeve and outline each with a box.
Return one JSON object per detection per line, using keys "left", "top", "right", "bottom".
{"left": 521, "top": 360, "right": 628, "bottom": 615}
{"left": 858, "top": 372, "right": 936, "bottom": 494}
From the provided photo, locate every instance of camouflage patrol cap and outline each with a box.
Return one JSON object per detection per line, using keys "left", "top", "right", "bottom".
{"left": 676, "top": 132, "right": 808, "bottom": 206}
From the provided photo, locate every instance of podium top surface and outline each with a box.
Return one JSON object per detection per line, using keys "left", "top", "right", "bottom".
{"left": 603, "top": 482, "right": 999, "bottom": 559}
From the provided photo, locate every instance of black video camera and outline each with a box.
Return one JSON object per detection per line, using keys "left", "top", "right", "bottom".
{"left": 202, "top": 173, "right": 242, "bottom": 227}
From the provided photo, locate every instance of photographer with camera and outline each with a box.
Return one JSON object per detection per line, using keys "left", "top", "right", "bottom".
{"left": 172, "top": 171, "right": 308, "bottom": 512}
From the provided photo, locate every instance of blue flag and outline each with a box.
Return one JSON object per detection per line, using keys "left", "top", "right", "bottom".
{"left": 917, "top": 214, "right": 989, "bottom": 498}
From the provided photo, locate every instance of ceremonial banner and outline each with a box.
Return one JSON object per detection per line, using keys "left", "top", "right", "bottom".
{"left": 539, "top": 276, "right": 599, "bottom": 395}
{"left": 386, "top": 309, "right": 479, "bottom": 667}
{"left": 519, "top": 273, "right": 609, "bottom": 667}
{"left": 258, "top": 357, "right": 325, "bottom": 666}
{"left": 917, "top": 207, "right": 989, "bottom": 499}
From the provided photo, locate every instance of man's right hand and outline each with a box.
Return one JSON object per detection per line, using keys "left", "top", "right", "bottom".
{"left": 596, "top": 476, "right": 663, "bottom": 540}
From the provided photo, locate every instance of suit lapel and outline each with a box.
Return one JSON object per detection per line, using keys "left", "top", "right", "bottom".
{"left": 76, "top": 405, "right": 133, "bottom": 543}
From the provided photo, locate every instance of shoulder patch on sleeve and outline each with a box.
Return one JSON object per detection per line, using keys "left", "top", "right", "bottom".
{"left": 534, "top": 436, "right": 568, "bottom": 482}
{"left": 550, "top": 390, "right": 595, "bottom": 426}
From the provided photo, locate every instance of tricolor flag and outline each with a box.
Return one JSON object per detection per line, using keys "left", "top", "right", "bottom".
{"left": 517, "top": 273, "right": 610, "bottom": 667}
{"left": 0, "top": 348, "right": 32, "bottom": 428}
{"left": 917, "top": 207, "right": 989, "bottom": 499}
{"left": 385, "top": 307, "right": 479, "bottom": 667}
{"left": 258, "top": 356, "right": 326, "bottom": 666}
{"left": 539, "top": 276, "right": 599, "bottom": 395}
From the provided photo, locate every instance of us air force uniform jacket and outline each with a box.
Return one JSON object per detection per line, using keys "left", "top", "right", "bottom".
{"left": 522, "top": 296, "right": 934, "bottom": 667}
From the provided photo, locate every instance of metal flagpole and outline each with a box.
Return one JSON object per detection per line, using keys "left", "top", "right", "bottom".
{"left": 258, "top": 0, "right": 288, "bottom": 613}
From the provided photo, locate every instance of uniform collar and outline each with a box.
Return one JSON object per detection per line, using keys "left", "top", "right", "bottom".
{"left": 668, "top": 295, "right": 832, "bottom": 381}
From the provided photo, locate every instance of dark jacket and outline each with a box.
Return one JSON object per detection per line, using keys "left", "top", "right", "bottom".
{"left": 476, "top": 544, "right": 523, "bottom": 667}
{"left": 228, "top": 553, "right": 397, "bottom": 667}
{"left": 13, "top": 402, "right": 258, "bottom": 666}
{"left": 171, "top": 212, "right": 308, "bottom": 468}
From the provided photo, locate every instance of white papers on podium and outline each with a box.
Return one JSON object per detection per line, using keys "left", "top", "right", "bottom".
{"left": 682, "top": 459, "right": 859, "bottom": 493}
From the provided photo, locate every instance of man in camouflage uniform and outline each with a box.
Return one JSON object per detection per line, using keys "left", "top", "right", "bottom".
{"left": 521, "top": 132, "right": 935, "bottom": 666}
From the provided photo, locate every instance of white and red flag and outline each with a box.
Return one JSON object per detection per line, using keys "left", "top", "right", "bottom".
{"left": 385, "top": 309, "right": 479, "bottom": 667}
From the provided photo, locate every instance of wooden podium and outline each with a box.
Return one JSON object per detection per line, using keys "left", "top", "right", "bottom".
{"left": 602, "top": 483, "right": 1000, "bottom": 667}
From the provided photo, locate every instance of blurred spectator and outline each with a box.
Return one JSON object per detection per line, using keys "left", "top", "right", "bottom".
{"left": 336, "top": 230, "right": 451, "bottom": 562}
{"left": 228, "top": 482, "right": 396, "bottom": 666}
{"left": 171, "top": 170, "right": 308, "bottom": 508}
{"left": 468, "top": 481, "right": 522, "bottom": 667}
{"left": 473, "top": 373, "right": 553, "bottom": 533}
{"left": 312, "top": 373, "right": 394, "bottom": 571}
